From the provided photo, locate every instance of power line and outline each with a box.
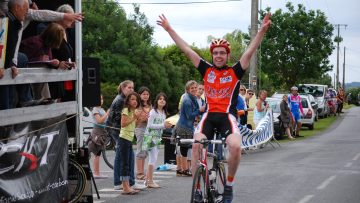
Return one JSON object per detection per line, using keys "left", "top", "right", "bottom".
{"left": 112, "top": 0, "right": 243, "bottom": 5}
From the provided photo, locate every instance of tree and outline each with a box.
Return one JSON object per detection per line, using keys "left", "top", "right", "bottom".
{"left": 261, "top": 2, "right": 334, "bottom": 90}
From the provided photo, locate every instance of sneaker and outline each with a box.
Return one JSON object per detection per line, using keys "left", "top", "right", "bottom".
{"left": 194, "top": 189, "right": 203, "bottom": 202}
{"left": 132, "top": 183, "right": 147, "bottom": 190}
{"left": 223, "top": 185, "right": 233, "bottom": 203}
{"left": 114, "top": 185, "right": 123, "bottom": 190}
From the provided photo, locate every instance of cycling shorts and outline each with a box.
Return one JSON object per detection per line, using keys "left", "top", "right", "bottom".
{"left": 292, "top": 111, "right": 301, "bottom": 122}
{"left": 194, "top": 112, "right": 240, "bottom": 140}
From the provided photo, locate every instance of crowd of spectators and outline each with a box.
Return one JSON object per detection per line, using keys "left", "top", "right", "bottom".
{"left": 0, "top": 0, "right": 83, "bottom": 110}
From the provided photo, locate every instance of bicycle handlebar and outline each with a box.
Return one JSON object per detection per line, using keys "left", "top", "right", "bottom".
{"left": 176, "top": 136, "right": 225, "bottom": 146}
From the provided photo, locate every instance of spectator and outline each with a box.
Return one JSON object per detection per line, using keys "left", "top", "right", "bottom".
{"left": 87, "top": 95, "right": 110, "bottom": 178}
{"left": 20, "top": 23, "right": 68, "bottom": 101}
{"left": 236, "top": 87, "right": 246, "bottom": 124}
{"left": 0, "top": 0, "right": 29, "bottom": 110}
{"left": 244, "top": 89, "right": 255, "bottom": 127}
{"left": 253, "top": 90, "right": 269, "bottom": 127}
{"left": 47, "top": 4, "right": 78, "bottom": 102}
{"left": 238, "top": 85, "right": 247, "bottom": 125}
{"left": 142, "top": 93, "right": 172, "bottom": 188}
{"left": 135, "top": 86, "right": 152, "bottom": 180}
{"left": 280, "top": 94, "right": 295, "bottom": 140}
{"left": 336, "top": 88, "right": 344, "bottom": 114}
{"left": 107, "top": 81, "right": 145, "bottom": 191}
{"left": 118, "top": 92, "right": 141, "bottom": 195}
{"left": 0, "top": 0, "right": 83, "bottom": 107}
{"left": 173, "top": 80, "right": 204, "bottom": 176}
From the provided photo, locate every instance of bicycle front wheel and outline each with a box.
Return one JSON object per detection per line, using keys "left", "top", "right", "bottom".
{"left": 190, "top": 166, "right": 208, "bottom": 203}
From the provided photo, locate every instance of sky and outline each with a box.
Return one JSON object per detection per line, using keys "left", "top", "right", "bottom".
{"left": 117, "top": 0, "right": 360, "bottom": 84}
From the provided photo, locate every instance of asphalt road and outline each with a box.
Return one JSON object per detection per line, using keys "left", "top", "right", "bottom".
{"left": 90, "top": 107, "right": 360, "bottom": 203}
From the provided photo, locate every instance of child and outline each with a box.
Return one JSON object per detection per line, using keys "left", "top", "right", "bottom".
{"left": 119, "top": 92, "right": 141, "bottom": 195}
{"left": 88, "top": 95, "right": 110, "bottom": 178}
{"left": 135, "top": 87, "right": 152, "bottom": 180}
{"left": 142, "top": 93, "right": 172, "bottom": 188}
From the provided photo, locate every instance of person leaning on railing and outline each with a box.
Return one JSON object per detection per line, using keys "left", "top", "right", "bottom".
{"left": 0, "top": 0, "right": 29, "bottom": 110}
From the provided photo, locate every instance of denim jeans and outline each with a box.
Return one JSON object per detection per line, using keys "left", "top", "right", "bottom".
{"left": 16, "top": 53, "right": 33, "bottom": 104}
{"left": 0, "top": 85, "right": 15, "bottom": 110}
{"left": 111, "top": 129, "right": 135, "bottom": 186}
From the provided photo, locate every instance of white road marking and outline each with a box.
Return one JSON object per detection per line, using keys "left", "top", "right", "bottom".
{"left": 93, "top": 193, "right": 119, "bottom": 198}
{"left": 352, "top": 153, "right": 360, "bottom": 161}
{"left": 317, "top": 175, "right": 337, "bottom": 190}
{"left": 93, "top": 201, "right": 105, "bottom": 203}
{"left": 298, "top": 195, "right": 314, "bottom": 203}
{"left": 99, "top": 188, "right": 122, "bottom": 192}
{"left": 344, "top": 162, "right": 353, "bottom": 167}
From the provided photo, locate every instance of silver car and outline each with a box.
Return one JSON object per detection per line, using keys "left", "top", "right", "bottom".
{"left": 299, "top": 95, "right": 316, "bottom": 130}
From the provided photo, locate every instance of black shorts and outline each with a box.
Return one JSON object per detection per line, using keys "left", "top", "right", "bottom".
{"left": 194, "top": 112, "right": 240, "bottom": 140}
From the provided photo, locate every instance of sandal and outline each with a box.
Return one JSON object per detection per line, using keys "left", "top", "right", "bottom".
{"left": 146, "top": 181, "right": 161, "bottom": 188}
{"left": 122, "top": 189, "right": 140, "bottom": 195}
{"left": 136, "top": 173, "right": 146, "bottom": 180}
{"left": 182, "top": 169, "right": 192, "bottom": 177}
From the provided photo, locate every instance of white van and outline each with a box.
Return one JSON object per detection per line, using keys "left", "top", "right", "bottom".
{"left": 298, "top": 84, "right": 329, "bottom": 118}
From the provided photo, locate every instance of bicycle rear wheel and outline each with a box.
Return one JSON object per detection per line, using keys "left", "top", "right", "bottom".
{"left": 190, "top": 166, "right": 208, "bottom": 203}
{"left": 68, "top": 159, "right": 87, "bottom": 203}
{"left": 102, "top": 148, "right": 114, "bottom": 169}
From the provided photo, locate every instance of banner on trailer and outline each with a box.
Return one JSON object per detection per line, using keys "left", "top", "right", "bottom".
{"left": 240, "top": 110, "right": 274, "bottom": 147}
{"left": 0, "top": 114, "right": 68, "bottom": 203}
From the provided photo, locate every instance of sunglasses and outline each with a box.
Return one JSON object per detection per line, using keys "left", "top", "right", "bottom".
{"left": 240, "top": 89, "right": 245, "bottom": 91}
{"left": 248, "top": 93, "right": 254, "bottom": 95}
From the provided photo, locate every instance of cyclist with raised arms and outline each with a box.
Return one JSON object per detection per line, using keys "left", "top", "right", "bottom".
{"left": 157, "top": 13, "right": 271, "bottom": 202}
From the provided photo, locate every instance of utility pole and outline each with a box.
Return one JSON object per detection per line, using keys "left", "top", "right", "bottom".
{"left": 249, "top": 0, "right": 259, "bottom": 93}
{"left": 342, "top": 46, "right": 346, "bottom": 90}
{"left": 334, "top": 24, "right": 347, "bottom": 89}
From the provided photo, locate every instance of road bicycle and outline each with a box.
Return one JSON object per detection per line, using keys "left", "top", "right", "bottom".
{"left": 176, "top": 136, "right": 227, "bottom": 203}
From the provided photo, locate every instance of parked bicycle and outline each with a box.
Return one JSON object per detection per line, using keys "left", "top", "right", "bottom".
{"left": 176, "top": 136, "right": 227, "bottom": 203}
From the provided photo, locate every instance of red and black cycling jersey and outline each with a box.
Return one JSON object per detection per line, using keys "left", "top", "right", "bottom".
{"left": 197, "top": 59, "right": 245, "bottom": 117}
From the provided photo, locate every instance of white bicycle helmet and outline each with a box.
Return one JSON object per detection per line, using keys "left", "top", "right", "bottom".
{"left": 291, "top": 86, "right": 298, "bottom": 91}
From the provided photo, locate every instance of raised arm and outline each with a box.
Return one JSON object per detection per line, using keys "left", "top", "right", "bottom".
{"left": 157, "top": 14, "right": 201, "bottom": 68}
{"left": 240, "top": 13, "right": 271, "bottom": 70}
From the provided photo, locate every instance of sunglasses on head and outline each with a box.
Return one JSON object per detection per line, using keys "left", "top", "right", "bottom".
{"left": 240, "top": 89, "right": 245, "bottom": 91}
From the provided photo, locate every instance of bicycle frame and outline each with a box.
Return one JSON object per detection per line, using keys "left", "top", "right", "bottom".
{"left": 176, "top": 137, "right": 226, "bottom": 203}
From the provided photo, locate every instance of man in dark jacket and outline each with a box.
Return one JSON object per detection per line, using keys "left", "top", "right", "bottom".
{"left": 0, "top": 0, "right": 29, "bottom": 110}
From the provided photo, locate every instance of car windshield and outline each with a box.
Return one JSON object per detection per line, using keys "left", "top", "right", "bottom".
{"left": 267, "top": 100, "right": 281, "bottom": 113}
{"left": 301, "top": 98, "right": 309, "bottom": 108}
{"left": 298, "top": 85, "right": 324, "bottom": 97}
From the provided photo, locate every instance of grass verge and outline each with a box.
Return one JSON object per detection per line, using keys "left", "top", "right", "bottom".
{"left": 278, "top": 115, "right": 338, "bottom": 142}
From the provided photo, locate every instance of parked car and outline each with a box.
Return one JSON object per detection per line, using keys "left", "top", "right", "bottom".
{"left": 300, "top": 93, "right": 319, "bottom": 121}
{"left": 299, "top": 95, "right": 316, "bottom": 130}
{"left": 298, "top": 84, "right": 330, "bottom": 118}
